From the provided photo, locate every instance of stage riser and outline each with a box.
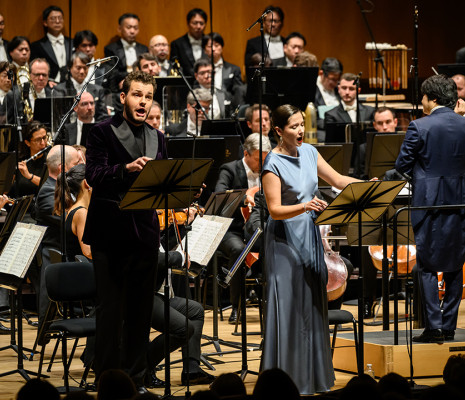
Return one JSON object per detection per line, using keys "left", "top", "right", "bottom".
{"left": 332, "top": 336, "right": 465, "bottom": 377}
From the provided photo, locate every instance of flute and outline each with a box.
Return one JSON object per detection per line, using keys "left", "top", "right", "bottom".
{"left": 24, "top": 145, "right": 52, "bottom": 163}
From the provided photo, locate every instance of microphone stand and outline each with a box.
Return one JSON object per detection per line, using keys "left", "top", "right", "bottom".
{"left": 356, "top": 0, "right": 392, "bottom": 108}
{"left": 411, "top": 6, "right": 420, "bottom": 119}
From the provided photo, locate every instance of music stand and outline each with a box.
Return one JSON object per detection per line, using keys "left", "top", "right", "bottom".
{"left": 0, "top": 152, "right": 16, "bottom": 195}
{"left": 436, "top": 63, "right": 465, "bottom": 77}
{"left": 0, "top": 125, "right": 14, "bottom": 152}
{"left": 314, "top": 144, "right": 353, "bottom": 187}
{"left": 155, "top": 76, "right": 194, "bottom": 105}
{"left": 365, "top": 132, "right": 406, "bottom": 179}
{"left": 200, "top": 119, "right": 241, "bottom": 137}
{"left": 0, "top": 201, "right": 45, "bottom": 382}
{"left": 34, "top": 97, "right": 74, "bottom": 133}
{"left": 120, "top": 158, "right": 212, "bottom": 397}
{"left": 167, "top": 137, "right": 241, "bottom": 189}
{"left": 315, "top": 180, "right": 406, "bottom": 375}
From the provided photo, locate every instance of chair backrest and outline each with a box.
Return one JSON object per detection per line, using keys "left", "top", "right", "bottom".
{"left": 45, "top": 261, "right": 95, "bottom": 302}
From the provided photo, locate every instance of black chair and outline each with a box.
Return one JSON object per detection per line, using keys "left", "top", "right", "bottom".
{"left": 328, "top": 309, "right": 360, "bottom": 374}
{"left": 38, "top": 261, "right": 96, "bottom": 392}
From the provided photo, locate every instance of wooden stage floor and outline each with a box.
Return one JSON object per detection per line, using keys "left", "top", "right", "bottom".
{"left": 0, "top": 298, "right": 461, "bottom": 399}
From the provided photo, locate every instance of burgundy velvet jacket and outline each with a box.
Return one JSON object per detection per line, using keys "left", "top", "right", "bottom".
{"left": 83, "top": 113, "right": 167, "bottom": 251}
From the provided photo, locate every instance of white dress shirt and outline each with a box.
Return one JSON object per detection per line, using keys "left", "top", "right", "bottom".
{"left": 121, "top": 39, "right": 137, "bottom": 72}
{"left": 213, "top": 59, "right": 223, "bottom": 91}
{"left": 0, "top": 89, "right": 6, "bottom": 105}
{"left": 30, "top": 88, "right": 46, "bottom": 111}
{"left": 316, "top": 76, "right": 340, "bottom": 107}
{"left": 76, "top": 117, "right": 95, "bottom": 145}
{"left": 242, "top": 158, "right": 259, "bottom": 188}
{"left": 342, "top": 101, "right": 358, "bottom": 123}
{"left": 188, "top": 34, "right": 202, "bottom": 61}
{"left": 157, "top": 59, "right": 170, "bottom": 77}
{"left": 71, "top": 76, "right": 84, "bottom": 92}
{"left": 0, "top": 39, "right": 7, "bottom": 62}
{"left": 48, "top": 33, "right": 66, "bottom": 81}
{"left": 264, "top": 34, "right": 284, "bottom": 60}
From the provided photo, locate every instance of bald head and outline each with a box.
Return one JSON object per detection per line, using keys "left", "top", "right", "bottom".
{"left": 149, "top": 35, "right": 169, "bottom": 61}
{"left": 452, "top": 74, "right": 465, "bottom": 100}
{"left": 46, "top": 145, "right": 80, "bottom": 178}
{"left": 74, "top": 91, "right": 95, "bottom": 123}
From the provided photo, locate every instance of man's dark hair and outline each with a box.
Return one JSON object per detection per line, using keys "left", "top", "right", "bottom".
{"left": 202, "top": 32, "right": 224, "bottom": 49}
{"left": 67, "top": 51, "right": 91, "bottom": 69}
{"left": 17, "top": 378, "right": 59, "bottom": 400}
{"left": 193, "top": 58, "right": 211, "bottom": 74}
{"left": 0, "top": 61, "right": 9, "bottom": 74}
{"left": 122, "top": 70, "right": 156, "bottom": 95}
{"left": 134, "top": 53, "right": 158, "bottom": 70}
{"left": 7, "top": 36, "right": 30, "bottom": 55}
{"left": 73, "top": 30, "right": 98, "bottom": 49}
{"left": 321, "top": 57, "right": 343, "bottom": 76}
{"left": 374, "top": 106, "right": 396, "bottom": 119}
{"left": 284, "top": 32, "right": 306, "bottom": 46}
{"left": 263, "top": 5, "right": 284, "bottom": 22}
{"left": 118, "top": 13, "right": 140, "bottom": 25}
{"left": 421, "top": 74, "right": 458, "bottom": 110}
{"left": 43, "top": 5, "right": 63, "bottom": 20}
{"left": 187, "top": 8, "right": 207, "bottom": 24}
{"left": 340, "top": 72, "right": 358, "bottom": 83}
{"left": 245, "top": 103, "right": 271, "bottom": 123}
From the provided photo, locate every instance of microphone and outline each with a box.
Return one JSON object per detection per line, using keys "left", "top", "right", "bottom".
{"left": 231, "top": 105, "right": 241, "bottom": 120}
{"left": 246, "top": 9, "right": 273, "bottom": 31}
{"left": 354, "top": 71, "right": 362, "bottom": 85}
{"left": 86, "top": 57, "right": 113, "bottom": 66}
{"left": 173, "top": 58, "right": 182, "bottom": 71}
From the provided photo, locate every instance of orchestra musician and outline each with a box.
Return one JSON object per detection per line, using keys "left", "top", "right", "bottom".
{"left": 396, "top": 74, "right": 465, "bottom": 343}
{"left": 83, "top": 70, "right": 166, "bottom": 392}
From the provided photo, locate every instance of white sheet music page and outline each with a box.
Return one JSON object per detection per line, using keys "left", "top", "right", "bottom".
{"left": 182, "top": 215, "right": 232, "bottom": 266}
{"left": 0, "top": 223, "right": 46, "bottom": 279}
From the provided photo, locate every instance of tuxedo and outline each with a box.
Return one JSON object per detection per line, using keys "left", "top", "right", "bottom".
{"left": 84, "top": 113, "right": 167, "bottom": 385}
{"left": 221, "top": 60, "right": 245, "bottom": 106}
{"left": 170, "top": 34, "right": 206, "bottom": 77}
{"left": 103, "top": 39, "right": 148, "bottom": 93}
{"left": 244, "top": 35, "right": 285, "bottom": 66}
{"left": 324, "top": 102, "right": 374, "bottom": 127}
{"left": 215, "top": 159, "right": 249, "bottom": 308}
{"left": 53, "top": 79, "right": 108, "bottom": 122}
{"left": 396, "top": 107, "right": 465, "bottom": 332}
{"left": 30, "top": 36, "right": 72, "bottom": 82}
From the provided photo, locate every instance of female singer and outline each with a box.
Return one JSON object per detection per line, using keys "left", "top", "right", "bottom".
{"left": 261, "top": 104, "right": 360, "bottom": 395}
{"left": 13, "top": 121, "right": 48, "bottom": 197}
{"left": 53, "top": 163, "right": 92, "bottom": 260}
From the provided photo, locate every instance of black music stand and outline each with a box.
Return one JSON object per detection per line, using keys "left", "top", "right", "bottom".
{"left": 120, "top": 158, "right": 212, "bottom": 398}
{"left": 315, "top": 180, "right": 406, "bottom": 375}
{"left": 0, "top": 199, "right": 45, "bottom": 382}
{"left": 314, "top": 144, "right": 353, "bottom": 187}
{"left": 365, "top": 132, "right": 406, "bottom": 179}
{"left": 218, "top": 227, "right": 262, "bottom": 380}
{"left": 0, "top": 152, "right": 16, "bottom": 194}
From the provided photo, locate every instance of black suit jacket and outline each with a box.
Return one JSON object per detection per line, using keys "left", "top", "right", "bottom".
{"left": 103, "top": 39, "right": 148, "bottom": 92}
{"left": 324, "top": 102, "right": 375, "bottom": 127}
{"left": 53, "top": 79, "right": 108, "bottom": 122}
{"left": 34, "top": 176, "right": 60, "bottom": 248}
{"left": 83, "top": 113, "right": 167, "bottom": 250}
{"left": 215, "top": 159, "right": 248, "bottom": 234}
{"left": 30, "top": 36, "right": 72, "bottom": 82}
{"left": 170, "top": 34, "right": 206, "bottom": 77}
{"left": 244, "top": 35, "right": 285, "bottom": 66}
{"left": 222, "top": 60, "right": 245, "bottom": 106}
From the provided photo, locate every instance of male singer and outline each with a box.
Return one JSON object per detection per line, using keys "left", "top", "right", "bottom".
{"left": 83, "top": 71, "right": 166, "bottom": 391}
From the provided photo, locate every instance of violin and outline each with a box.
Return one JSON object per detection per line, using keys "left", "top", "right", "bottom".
{"left": 157, "top": 203, "right": 205, "bottom": 231}
{"left": 241, "top": 186, "right": 260, "bottom": 222}
{"left": 320, "top": 225, "right": 348, "bottom": 301}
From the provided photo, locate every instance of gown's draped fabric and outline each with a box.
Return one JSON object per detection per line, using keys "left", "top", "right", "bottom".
{"left": 262, "top": 143, "right": 335, "bottom": 395}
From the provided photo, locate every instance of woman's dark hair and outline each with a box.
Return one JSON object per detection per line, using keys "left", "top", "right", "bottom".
{"left": 421, "top": 74, "right": 458, "bottom": 110}
{"left": 54, "top": 163, "right": 86, "bottom": 216}
{"left": 6, "top": 36, "right": 30, "bottom": 55}
{"left": 271, "top": 104, "right": 301, "bottom": 131}
{"left": 20, "top": 121, "right": 47, "bottom": 158}
{"left": 17, "top": 378, "right": 60, "bottom": 400}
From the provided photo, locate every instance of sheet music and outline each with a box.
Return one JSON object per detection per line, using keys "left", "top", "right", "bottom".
{"left": 182, "top": 215, "right": 232, "bottom": 266}
{"left": 0, "top": 223, "right": 46, "bottom": 279}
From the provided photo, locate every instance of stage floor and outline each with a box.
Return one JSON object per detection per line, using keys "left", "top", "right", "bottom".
{"left": 0, "top": 298, "right": 461, "bottom": 399}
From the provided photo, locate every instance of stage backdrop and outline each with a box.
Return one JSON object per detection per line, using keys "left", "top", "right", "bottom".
{"left": 1, "top": 0, "right": 463, "bottom": 81}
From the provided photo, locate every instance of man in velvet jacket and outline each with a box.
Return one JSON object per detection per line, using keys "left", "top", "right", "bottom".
{"left": 83, "top": 71, "right": 167, "bottom": 390}
{"left": 396, "top": 74, "right": 465, "bottom": 344}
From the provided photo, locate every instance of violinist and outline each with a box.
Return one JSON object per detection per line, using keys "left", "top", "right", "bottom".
{"left": 215, "top": 133, "right": 271, "bottom": 324}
